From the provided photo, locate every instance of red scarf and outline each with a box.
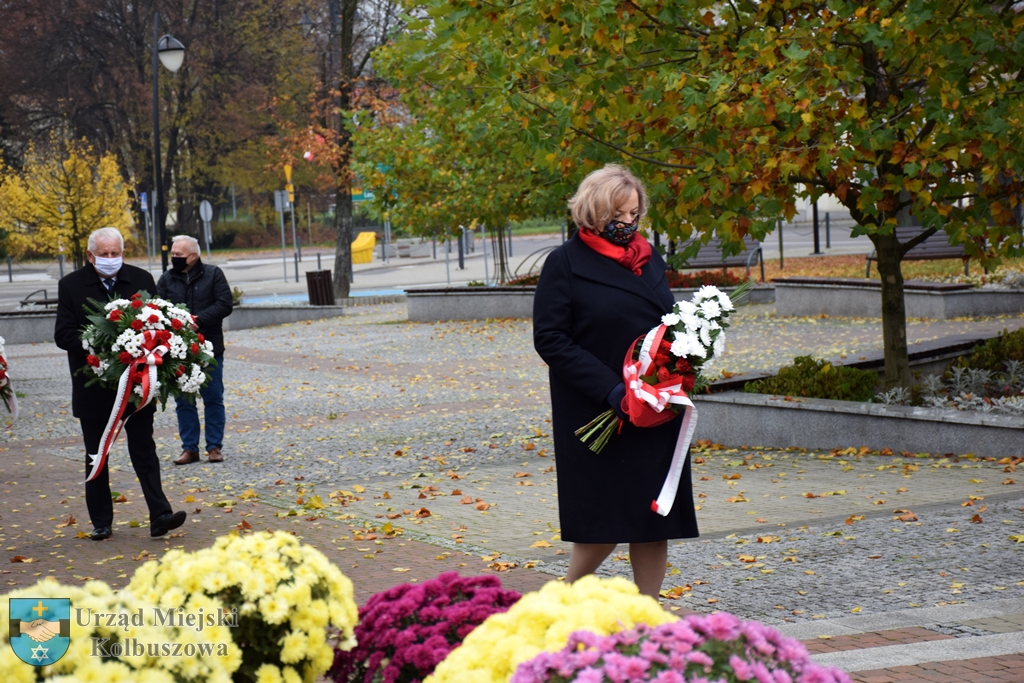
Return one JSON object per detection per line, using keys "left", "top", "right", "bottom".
{"left": 578, "top": 228, "right": 652, "bottom": 276}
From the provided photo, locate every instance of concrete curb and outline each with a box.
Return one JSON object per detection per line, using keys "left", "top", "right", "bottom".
{"left": 810, "top": 631, "right": 1024, "bottom": 672}
{"left": 692, "top": 391, "right": 1024, "bottom": 457}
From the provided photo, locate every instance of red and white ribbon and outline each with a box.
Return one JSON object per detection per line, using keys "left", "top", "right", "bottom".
{"left": 86, "top": 332, "right": 169, "bottom": 482}
{"left": 621, "top": 324, "right": 698, "bottom": 517}
{"left": 0, "top": 355, "right": 17, "bottom": 421}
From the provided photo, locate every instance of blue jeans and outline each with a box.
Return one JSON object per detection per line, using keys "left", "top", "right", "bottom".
{"left": 175, "top": 355, "right": 225, "bottom": 453}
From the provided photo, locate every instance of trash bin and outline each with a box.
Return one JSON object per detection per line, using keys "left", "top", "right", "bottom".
{"left": 305, "top": 270, "right": 336, "bottom": 306}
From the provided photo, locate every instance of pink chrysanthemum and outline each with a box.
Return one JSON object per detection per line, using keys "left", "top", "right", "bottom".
{"left": 510, "top": 615, "right": 852, "bottom": 683}
{"left": 331, "top": 572, "right": 520, "bottom": 683}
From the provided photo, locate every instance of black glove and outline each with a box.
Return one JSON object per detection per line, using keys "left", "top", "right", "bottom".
{"left": 606, "top": 383, "right": 628, "bottom": 421}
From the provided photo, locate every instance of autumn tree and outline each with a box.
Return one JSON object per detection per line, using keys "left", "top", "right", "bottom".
{"left": 392, "top": 0, "right": 1024, "bottom": 388}
{"left": 0, "top": 135, "right": 133, "bottom": 268}
{"left": 347, "top": 47, "right": 565, "bottom": 282}
{"left": 0, "top": 0, "right": 312, "bottom": 251}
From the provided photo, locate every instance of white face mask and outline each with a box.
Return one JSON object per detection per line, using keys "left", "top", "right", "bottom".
{"left": 93, "top": 256, "right": 123, "bottom": 277}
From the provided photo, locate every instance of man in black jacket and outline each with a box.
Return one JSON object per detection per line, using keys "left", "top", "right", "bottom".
{"left": 157, "top": 235, "right": 233, "bottom": 464}
{"left": 54, "top": 227, "right": 187, "bottom": 541}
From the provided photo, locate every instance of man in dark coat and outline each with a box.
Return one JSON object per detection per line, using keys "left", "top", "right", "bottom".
{"left": 53, "top": 227, "right": 187, "bottom": 541}
{"left": 157, "top": 235, "right": 233, "bottom": 464}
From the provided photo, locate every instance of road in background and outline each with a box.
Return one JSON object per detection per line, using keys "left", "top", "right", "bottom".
{"left": 0, "top": 227, "right": 873, "bottom": 310}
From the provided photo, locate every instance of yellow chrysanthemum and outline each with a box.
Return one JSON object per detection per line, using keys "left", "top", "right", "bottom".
{"left": 426, "top": 575, "right": 676, "bottom": 683}
{"left": 254, "top": 663, "right": 284, "bottom": 683}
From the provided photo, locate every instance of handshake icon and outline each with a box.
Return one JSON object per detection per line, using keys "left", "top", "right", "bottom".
{"left": 21, "top": 618, "right": 63, "bottom": 643}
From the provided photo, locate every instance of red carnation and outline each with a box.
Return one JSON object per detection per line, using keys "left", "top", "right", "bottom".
{"left": 132, "top": 370, "right": 146, "bottom": 384}
{"left": 86, "top": 354, "right": 101, "bottom": 367}
{"left": 197, "top": 333, "right": 205, "bottom": 344}
{"left": 118, "top": 351, "right": 133, "bottom": 364}
{"left": 654, "top": 352, "right": 672, "bottom": 368}
{"left": 675, "top": 358, "right": 692, "bottom": 374}
{"left": 658, "top": 339, "right": 672, "bottom": 353}
{"left": 171, "top": 319, "right": 183, "bottom": 331}
{"left": 175, "top": 365, "right": 186, "bottom": 377}
{"left": 130, "top": 293, "right": 142, "bottom": 300}
{"left": 130, "top": 300, "right": 144, "bottom": 309}
{"left": 107, "top": 309, "right": 122, "bottom": 322}
{"left": 147, "top": 314, "right": 159, "bottom": 323}
{"left": 190, "top": 343, "right": 199, "bottom": 355}
{"left": 157, "top": 330, "right": 171, "bottom": 341}
{"left": 657, "top": 366, "right": 676, "bottom": 383}
{"left": 680, "top": 373, "right": 696, "bottom": 393}
{"left": 147, "top": 303, "right": 159, "bottom": 309}
{"left": 130, "top": 319, "right": 144, "bottom": 330}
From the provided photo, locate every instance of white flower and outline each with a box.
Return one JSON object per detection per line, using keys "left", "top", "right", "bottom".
{"left": 695, "top": 285, "right": 722, "bottom": 302}
{"left": 681, "top": 312, "right": 701, "bottom": 331}
{"left": 661, "top": 312, "right": 681, "bottom": 326}
{"left": 699, "top": 298, "right": 721, "bottom": 319}
{"left": 698, "top": 320, "right": 712, "bottom": 347}
{"left": 713, "top": 333, "right": 726, "bottom": 358}
{"left": 675, "top": 300, "right": 697, "bottom": 316}
{"left": 104, "top": 299, "right": 130, "bottom": 311}
{"left": 670, "top": 331, "right": 706, "bottom": 359}
{"left": 717, "top": 290, "right": 734, "bottom": 312}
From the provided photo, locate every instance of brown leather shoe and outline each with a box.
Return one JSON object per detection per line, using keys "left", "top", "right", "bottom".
{"left": 174, "top": 450, "right": 200, "bottom": 465}
{"left": 207, "top": 447, "right": 223, "bottom": 463}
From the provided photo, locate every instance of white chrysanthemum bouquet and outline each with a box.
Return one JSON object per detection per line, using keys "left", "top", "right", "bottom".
{"left": 576, "top": 281, "right": 752, "bottom": 514}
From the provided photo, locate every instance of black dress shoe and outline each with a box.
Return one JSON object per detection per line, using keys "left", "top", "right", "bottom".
{"left": 90, "top": 526, "right": 112, "bottom": 541}
{"left": 150, "top": 510, "right": 187, "bottom": 537}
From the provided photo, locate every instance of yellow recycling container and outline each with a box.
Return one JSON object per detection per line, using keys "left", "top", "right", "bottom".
{"left": 351, "top": 231, "right": 376, "bottom": 264}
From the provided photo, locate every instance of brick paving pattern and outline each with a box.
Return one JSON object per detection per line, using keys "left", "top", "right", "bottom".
{"left": 2, "top": 302, "right": 1022, "bottom": 679}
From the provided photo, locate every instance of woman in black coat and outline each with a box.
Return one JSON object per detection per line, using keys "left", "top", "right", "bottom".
{"left": 533, "top": 164, "right": 698, "bottom": 598}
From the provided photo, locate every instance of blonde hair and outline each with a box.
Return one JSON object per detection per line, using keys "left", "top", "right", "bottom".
{"left": 567, "top": 164, "right": 648, "bottom": 230}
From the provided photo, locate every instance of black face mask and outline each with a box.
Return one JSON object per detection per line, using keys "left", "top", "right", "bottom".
{"left": 171, "top": 256, "right": 189, "bottom": 273}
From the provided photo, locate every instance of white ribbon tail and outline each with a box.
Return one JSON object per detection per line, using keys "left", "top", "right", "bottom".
{"left": 652, "top": 401, "right": 697, "bottom": 517}
{"left": 85, "top": 365, "right": 131, "bottom": 483}
{"left": 636, "top": 326, "right": 661, "bottom": 377}
{"left": 1, "top": 376, "right": 17, "bottom": 421}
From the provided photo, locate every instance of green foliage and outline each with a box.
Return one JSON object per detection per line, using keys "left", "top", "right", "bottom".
{"left": 744, "top": 356, "right": 879, "bottom": 402}
{"left": 952, "top": 328, "right": 1024, "bottom": 373}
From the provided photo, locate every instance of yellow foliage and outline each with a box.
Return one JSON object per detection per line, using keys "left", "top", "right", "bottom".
{"left": 0, "top": 134, "right": 133, "bottom": 267}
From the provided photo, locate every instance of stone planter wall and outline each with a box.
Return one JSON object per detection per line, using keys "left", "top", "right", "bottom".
{"left": 692, "top": 391, "right": 1024, "bottom": 457}
{"left": 775, "top": 277, "right": 1024, "bottom": 319}
{"left": 406, "top": 284, "right": 775, "bottom": 322}
{"left": 0, "top": 305, "right": 349, "bottom": 344}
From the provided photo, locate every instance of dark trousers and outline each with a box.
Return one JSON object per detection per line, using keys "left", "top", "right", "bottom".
{"left": 80, "top": 405, "right": 171, "bottom": 529}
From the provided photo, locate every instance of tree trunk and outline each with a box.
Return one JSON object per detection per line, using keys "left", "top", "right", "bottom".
{"left": 332, "top": 188, "right": 353, "bottom": 296}
{"left": 871, "top": 231, "right": 912, "bottom": 389}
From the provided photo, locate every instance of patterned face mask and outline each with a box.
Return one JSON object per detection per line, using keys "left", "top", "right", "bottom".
{"left": 600, "top": 217, "right": 640, "bottom": 246}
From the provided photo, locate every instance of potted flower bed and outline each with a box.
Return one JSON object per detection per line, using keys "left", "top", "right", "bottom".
{"left": 774, "top": 268, "right": 1024, "bottom": 319}
{"left": 692, "top": 329, "right": 1024, "bottom": 457}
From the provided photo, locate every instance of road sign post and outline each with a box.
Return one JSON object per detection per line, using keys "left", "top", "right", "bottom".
{"left": 199, "top": 200, "right": 213, "bottom": 259}
{"left": 140, "top": 192, "right": 153, "bottom": 271}
{"left": 274, "top": 190, "right": 288, "bottom": 282}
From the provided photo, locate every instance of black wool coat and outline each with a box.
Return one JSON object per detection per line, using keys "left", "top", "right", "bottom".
{"left": 156, "top": 259, "right": 233, "bottom": 356}
{"left": 533, "top": 234, "right": 699, "bottom": 543}
{"left": 54, "top": 263, "right": 159, "bottom": 420}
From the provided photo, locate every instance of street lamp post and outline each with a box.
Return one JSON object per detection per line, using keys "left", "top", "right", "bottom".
{"left": 152, "top": 14, "right": 185, "bottom": 272}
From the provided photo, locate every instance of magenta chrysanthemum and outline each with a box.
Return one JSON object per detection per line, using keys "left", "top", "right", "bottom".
{"left": 510, "top": 614, "right": 852, "bottom": 683}
{"left": 330, "top": 572, "right": 520, "bottom": 683}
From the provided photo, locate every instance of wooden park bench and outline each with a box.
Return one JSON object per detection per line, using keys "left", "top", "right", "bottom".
{"left": 674, "top": 234, "right": 765, "bottom": 282}
{"left": 19, "top": 289, "right": 58, "bottom": 308}
{"left": 866, "top": 226, "right": 969, "bottom": 277}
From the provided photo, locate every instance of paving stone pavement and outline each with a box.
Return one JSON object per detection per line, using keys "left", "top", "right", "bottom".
{"left": 2, "top": 301, "right": 1022, "bottom": 680}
